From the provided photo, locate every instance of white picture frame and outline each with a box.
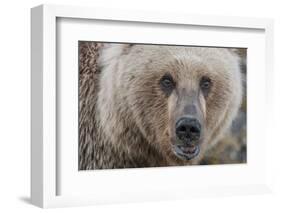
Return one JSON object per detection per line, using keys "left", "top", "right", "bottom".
{"left": 31, "top": 4, "right": 274, "bottom": 208}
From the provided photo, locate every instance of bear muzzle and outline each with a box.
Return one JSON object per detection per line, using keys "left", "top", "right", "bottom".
{"left": 173, "top": 116, "right": 202, "bottom": 160}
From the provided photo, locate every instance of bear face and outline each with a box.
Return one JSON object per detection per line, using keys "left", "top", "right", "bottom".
{"left": 97, "top": 44, "right": 242, "bottom": 165}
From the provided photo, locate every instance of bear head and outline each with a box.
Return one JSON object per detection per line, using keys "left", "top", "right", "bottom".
{"left": 97, "top": 44, "right": 242, "bottom": 164}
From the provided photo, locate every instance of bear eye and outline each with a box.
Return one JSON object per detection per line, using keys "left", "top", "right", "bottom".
{"left": 160, "top": 74, "right": 175, "bottom": 95}
{"left": 200, "top": 76, "right": 212, "bottom": 93}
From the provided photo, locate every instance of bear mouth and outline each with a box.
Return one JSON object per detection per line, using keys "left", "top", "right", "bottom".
{"left": 172, "top": 144, "right": 200, "bottom": 160}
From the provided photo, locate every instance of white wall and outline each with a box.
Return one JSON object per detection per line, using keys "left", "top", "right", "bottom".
{"left": 0, "top": 0, "right": 280, "bottom": 212}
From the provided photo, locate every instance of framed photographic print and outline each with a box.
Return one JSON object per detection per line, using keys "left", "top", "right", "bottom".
{"left": 31, "top": 4, "right": 274, "bottom": 208}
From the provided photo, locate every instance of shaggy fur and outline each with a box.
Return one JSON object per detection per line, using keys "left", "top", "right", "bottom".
{"left": 79, "top": 43, "right": 243, "bottom": 170}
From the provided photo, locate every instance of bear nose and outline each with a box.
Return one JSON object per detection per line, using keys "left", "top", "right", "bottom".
{"left": 175, "top": 117, "right": 201, "bottom": 143}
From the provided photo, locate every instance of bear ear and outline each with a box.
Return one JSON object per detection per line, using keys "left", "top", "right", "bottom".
{"left": 98, "top": 43, "right": 134, "bottom": 67}
{"left": 228, "top": 48, "right": 247, "bottom": 69}
{"left": 228, "top": 48, "right": 247, "bottom": 59}
{"left": 228, "top": 48, "right": 240, "bottom": 55}
{"left": 228, "top": 48, "right": 247, "bottom": 80}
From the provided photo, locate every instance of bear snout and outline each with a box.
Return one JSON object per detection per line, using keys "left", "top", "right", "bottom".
{"left": 175, "top": 117, "right": 201, "bottom": 145}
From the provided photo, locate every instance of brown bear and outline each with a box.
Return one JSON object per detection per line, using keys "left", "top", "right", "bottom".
{"left": 79, "top": 42, "right": 243, "bottom": 170}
